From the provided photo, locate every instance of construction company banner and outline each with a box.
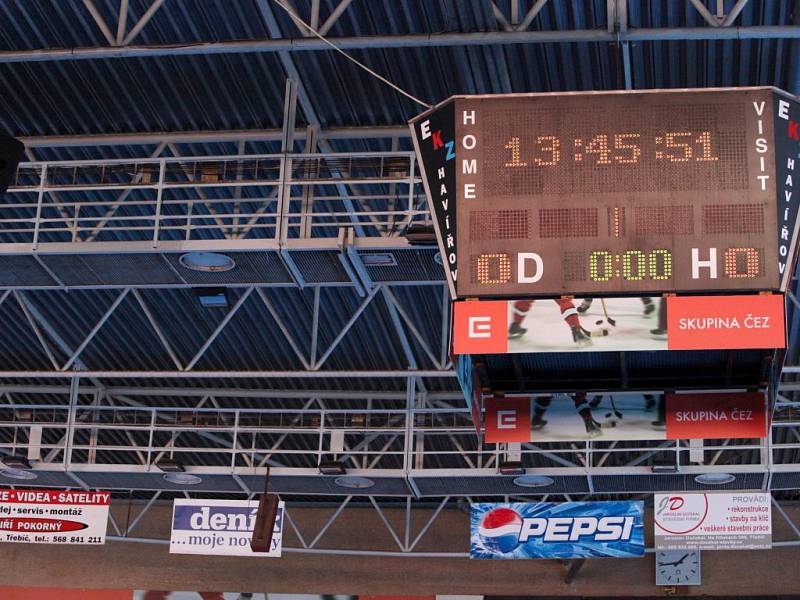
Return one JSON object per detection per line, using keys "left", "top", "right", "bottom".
{"left": 452, "top": 294, "right": 785, "bottom": 354}
{"left": 0, "top": 489, "right": 109, "bottom": 545}
{"left": 483, "top": 393, "right": 767, "bottom": 443}
{"left": 654, "top": 492, "right": 772, "bottom": 550}
{"left": 471, "top": 502, "right": 645, "bottom": 559}
{"left": 665, "top": 392, "right": 768, "bottom": 440}
{"left": 170, "top": 498, "right": 284, "bottom": 557}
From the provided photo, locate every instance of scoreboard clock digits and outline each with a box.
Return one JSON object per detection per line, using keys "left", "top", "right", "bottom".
{"left": 503, "top": 131, "right": 720, "bottom": 168}
{"left": 588, "top": 249, "right": 673, "bottom": 282}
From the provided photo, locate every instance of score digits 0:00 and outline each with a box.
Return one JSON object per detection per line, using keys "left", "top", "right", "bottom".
{"left": 589, "top": 249, "right": 672, "bottom": 281}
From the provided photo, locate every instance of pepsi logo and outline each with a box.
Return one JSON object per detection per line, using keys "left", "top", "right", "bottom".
{"left": 478, "top": 507, "right": 523, "bottom": 553}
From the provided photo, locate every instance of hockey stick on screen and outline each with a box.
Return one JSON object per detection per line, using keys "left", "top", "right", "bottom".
{"left": 600, "top": 299, "right": 617, "bottom": 327}
{"left": 609, "top": 395, "right": 623, "bottom": 419}
{"left": 582, "top": 325, "right": 609, "bottom": 338}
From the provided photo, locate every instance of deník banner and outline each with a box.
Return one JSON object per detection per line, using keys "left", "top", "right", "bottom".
{"left": 170, "top": 498, "right": 284, "bottom": 557}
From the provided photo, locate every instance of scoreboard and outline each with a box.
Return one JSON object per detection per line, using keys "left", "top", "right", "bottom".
{"left": 409, "top": 88, "right": 800, "bottom": 299}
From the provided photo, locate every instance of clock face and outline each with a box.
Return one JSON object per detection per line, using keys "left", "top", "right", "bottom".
{"left": 656, "top": 550, "right": 701, "bottom": 586}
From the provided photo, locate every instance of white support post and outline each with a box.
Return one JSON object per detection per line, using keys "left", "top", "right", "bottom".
{"left": 310, "top": 286, "right": 320, "bottom": 367}
{"left": 689, "top": 0, "right": 721, "bottom": 26}
{"left": 82, "top": 0, "right": 117, "bottom": 45}
{"left": 491, "top": 2, "right": 513, "bottom": 32}
{"left": 299, "top": 126, "right": 318, "bottom": 239}
{"left": 13, "top": 291, "right": 60, "bottom": 370}
{"left": 184, "top": 288, "right": 255, "bottom": 371}
{"left": 689, "top": 439, "right": 704, "bottom": 464}
{"left": 313, "top": 286, "right": 380, "bottom": 369}
{"left": 317, "top": 0, "right": 354, "bottom": 36}
{"left": 65, "top": 376, "right": 80, "bottom": 470}
{"left": 31, "top": 164, "right": 46, "bottom": 250}
{"left": 310, "top": 0, "right": 321, "bottom": 30}
{"left": 721, "top": 0, "right": 751, "bottom": 27}
{"left": 256, "top": 288, "right": 312, "bottom": 369}
{"left": 277, "top": 78, "right": 298, "bottom": 245}
{"left": 116, "top": 0, "right": 129, "bottom": 46}
{"left": 131, "top": 289, "right": 183, "bottom": 370}
{"left": 152, "top": 159, "right": 165, "bottom": 247}
{"left": 307, "top": 496, "right": 351, "bottom": 548}
{"left": 61, "top": 288, "right": 131, "bottom": 371}
{"left": 516, "top": 0, "right": 549, "bottom": 32}
{"left": 122, "top": 0, "right": 166, "bottom": 46}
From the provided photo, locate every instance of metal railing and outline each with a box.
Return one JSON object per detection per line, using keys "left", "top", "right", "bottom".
{"left": 0, "top": 402, "right": 789, "bottom": 476}
{"left": 4, "top": 152, "right": 423, "bottom": 247}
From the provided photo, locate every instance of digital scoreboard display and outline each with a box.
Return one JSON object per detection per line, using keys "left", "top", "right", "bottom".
{"left": 410, "top": 88, "right": 800, "bottom": 299}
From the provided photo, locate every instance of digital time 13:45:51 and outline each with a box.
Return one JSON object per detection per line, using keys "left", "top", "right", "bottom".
{"left": 473, "top": 247, "right": 762, "bottom": 285}
{"left": 502, "top": 131, "right": 719, "bottom": 167}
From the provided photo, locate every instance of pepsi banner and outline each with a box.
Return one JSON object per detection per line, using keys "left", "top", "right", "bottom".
{"left": 471, "top": 501, "right": 645, "bottom": 559}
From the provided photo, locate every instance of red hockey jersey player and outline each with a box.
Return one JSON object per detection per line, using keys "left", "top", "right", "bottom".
{"left": 508, "top": 299, "right": 593, "bottom": 347}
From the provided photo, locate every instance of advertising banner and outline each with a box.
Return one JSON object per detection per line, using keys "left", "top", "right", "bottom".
{"left": 0, "top": 489, "right": 109, "bottom": 545}
{"left": 0, "top": 588, "right": 130, "bottom": 600}
{"left": 654, "top": 492, "right": 772, "bottom": 550}
{"left": 170, "top": 499, "right": 284, "bottom": 557}
{"left": 452, "top": 294, "right": 785, "bottom": 354}
{"left": 470, "top": 501, "right": 645, "bottom": 559}
{"left": 455, "top": 354, "right": 483, "bottom": 438}
{"left": 483, "top": 392, "right": 766, "bottom": 443}
{"left": 484, "top": 396, "right": 531, "bottom": 443}
{"left": 665, "top": 392, "right": 767, "bottom": 439}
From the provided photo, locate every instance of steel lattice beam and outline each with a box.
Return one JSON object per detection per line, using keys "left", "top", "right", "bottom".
{"left": 2, "top": 27, "right": 800, "bottom": 64}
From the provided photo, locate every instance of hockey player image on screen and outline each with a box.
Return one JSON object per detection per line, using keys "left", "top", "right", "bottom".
{"left": 529, "top": 393, "right": 669, "bottom": 442}
{"left": 577, "top": 297, "right": 655, "bottom": 319}
{"left": 508, "top": 298, "right": 595, "bottom": 347}
{"left": 507, "top": 297, "right": 668, "bottom": 353}
{"left": 532, "top": 393, "right": 603, "bottom": 438}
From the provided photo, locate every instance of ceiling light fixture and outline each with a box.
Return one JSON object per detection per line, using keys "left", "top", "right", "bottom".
{"left": 179, "top": 252, "right": 236, "bottom": 272}
{"left": 0, "top": 468, "right": 37, "bottom": 481}
{"left": 360, "top": 253, "right": 398, "bottom": 267}
{"left": 694, "top": 472, "right": 736, "bottom": 485}
{"left": 162, "top": 472, "right": 202, "bottom": 486}
{"left": 334, "top": 476, "right": 375, "bottom": 489}
{"left": 513, "top": 475, "right": 554, "bottom": 488}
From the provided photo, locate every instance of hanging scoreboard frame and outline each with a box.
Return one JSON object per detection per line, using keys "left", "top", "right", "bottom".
{"left": 409, "top": 87, "right": 800, "bottom": 300}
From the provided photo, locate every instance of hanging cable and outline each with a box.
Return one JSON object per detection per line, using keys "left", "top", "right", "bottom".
{"left": 270, "top": 0, "right": 433, "bottom": 110}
